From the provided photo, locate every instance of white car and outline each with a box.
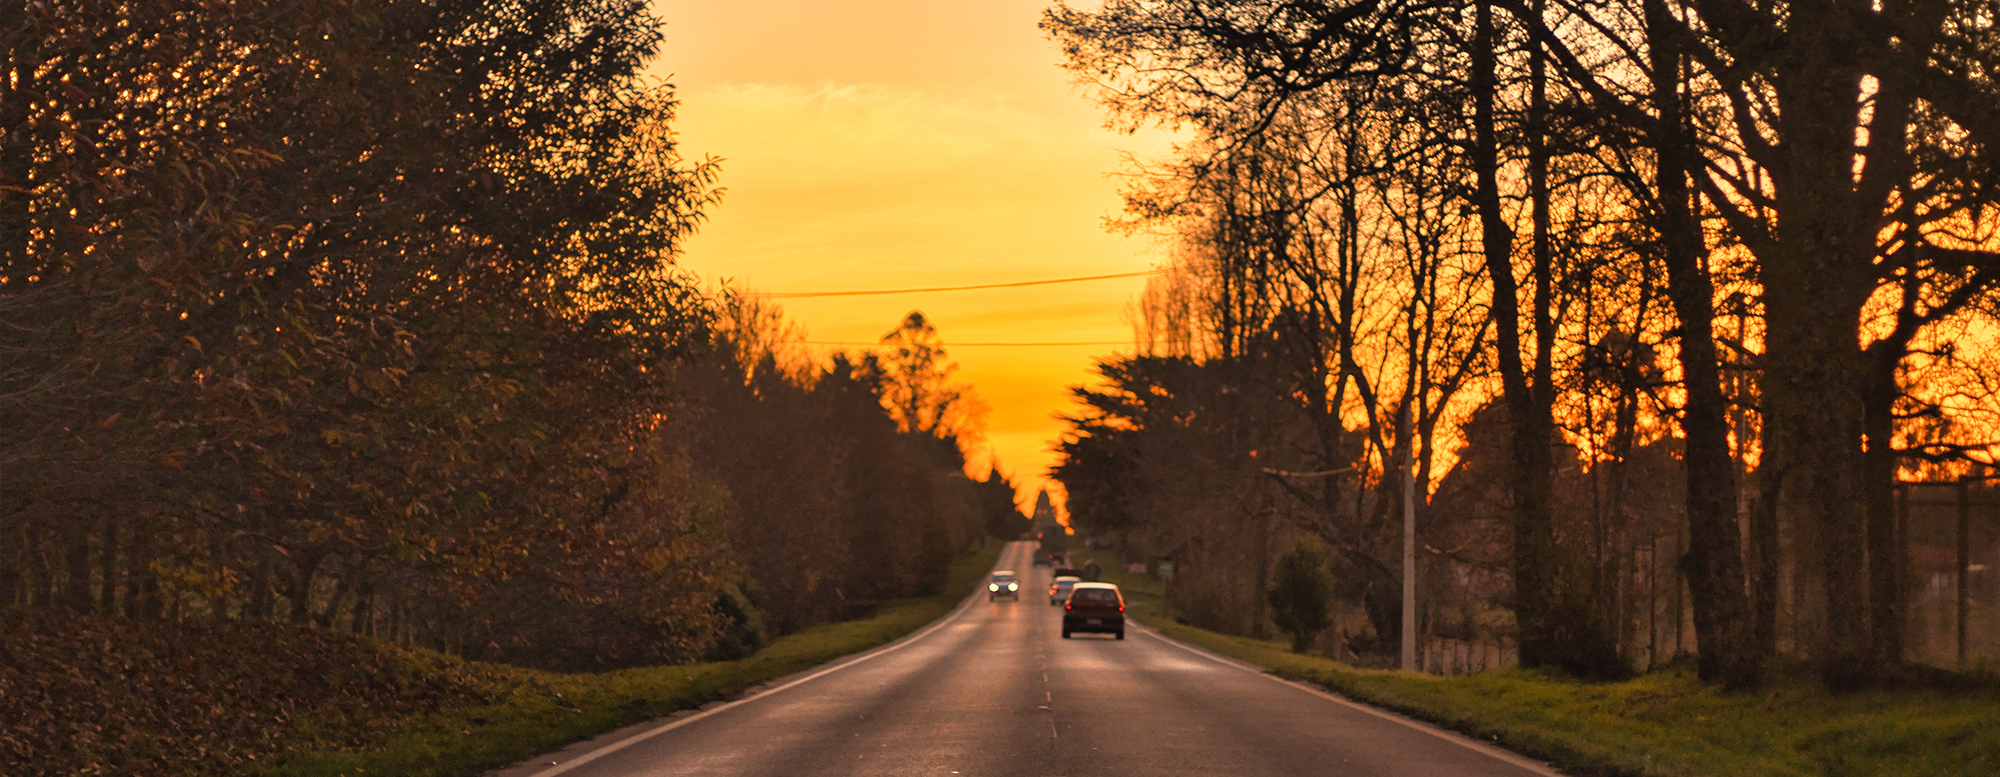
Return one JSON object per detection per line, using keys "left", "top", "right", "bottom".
{"left": 1049, "top": 576, "right": 1081, "bottom": 605}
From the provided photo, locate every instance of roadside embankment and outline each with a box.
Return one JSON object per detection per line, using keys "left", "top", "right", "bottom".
{"left": 2, "top": 608, "right": 508, "bottom": 776}
{"left": 3, "top": 544, "right": 1001, "bottom": 777}
{"left": 1090, "top": 556, "right": 1998, "bottom": 777}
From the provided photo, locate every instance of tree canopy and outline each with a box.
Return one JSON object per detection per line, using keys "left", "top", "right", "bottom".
{"left": 2, "top": 0, "right": 1007, "bottom": 670}
{"left": 1047, "top": 0, "right": 1999, "bottom": 687}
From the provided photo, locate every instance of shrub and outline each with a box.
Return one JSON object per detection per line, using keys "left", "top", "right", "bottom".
{"left": 1268, "top": 537, "right": 1336, "bottom": 654}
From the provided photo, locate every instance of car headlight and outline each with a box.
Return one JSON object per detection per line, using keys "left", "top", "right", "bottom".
{"left": 989, "top": 583, "right": 999, "bottom": 591}
{"left": 1007, "top": 583, "right": 1018, "bottom": 591}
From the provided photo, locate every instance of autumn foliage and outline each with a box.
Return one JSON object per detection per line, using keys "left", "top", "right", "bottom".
{"left": 1, "top": 0, "right": 1021, "bottom": 698}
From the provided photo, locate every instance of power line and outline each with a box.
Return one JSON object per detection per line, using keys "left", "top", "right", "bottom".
{"left": 801, "top": 340, "right": 1128, "bottom": 347}
{"left": 763, "top": 270, "right": 1158, "bottom": 298}
{"left": 1261, "top": 466, "right": 1357, "bottom": 478}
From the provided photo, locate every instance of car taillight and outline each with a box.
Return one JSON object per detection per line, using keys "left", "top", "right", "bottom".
{"left": 1118, "top": 604, "right": 1125, "bottom": 611}
{"left": 1064, "top": 603, "right": 1071, "bottom": 610}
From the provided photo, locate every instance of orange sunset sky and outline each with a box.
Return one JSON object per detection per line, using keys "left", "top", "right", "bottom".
{"left": 649, "top": 0, "right": 1174, "bottom": 512}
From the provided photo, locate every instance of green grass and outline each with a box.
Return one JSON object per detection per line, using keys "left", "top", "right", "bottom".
{"left": 257, "top": 545, "right": 1002, "bottom": 777}
{"left": 1080, "top": 555, "right": 2000, "bottom": 777}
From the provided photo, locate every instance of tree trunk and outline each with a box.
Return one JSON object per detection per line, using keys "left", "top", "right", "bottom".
{"left": 1606, "top": 390, "right": 1637, "bottom": 657}
{"left": 98, "top": 516, "right": 120, "bottom": 614}
{"left": 285, "top": 549, "right": 326, "bottom": 625}
{"left": 1646, "top": 0, "right": 1762, "bottom": 689}
{"left": 1752, "top": 454, "right": 1784, "bottom": 657}
{"left": 318, "top": 569, "right": 355, "bottom": 630}
{"left": 388, "top": 596, "right": 405, "bottom": 645}
{"left": 1862, "top": 345, "right": 1906, "bottom": 668}
{"left": 351, "top": 579, "right": 378, "bottom": 635}
{"left": 64, "top": 517, "right": 95, "bottom": 614}
{"left": 130, "top": 557, "right": 164, "bottom": 620}
{"left": 1250, "top": 508, "right": 1273, "bottom": 640}
{"left": 246, "top": 560, "right": 276, "bottom": 620}
{"left": 1481, "top": 0, "right": 1616, "bottom": 676}
{"left": 1475, "top": 0, "right": 1543, "bottom": 666}
{"left": 0, "top": 516, "right": 24, "bottom": 607}
{"left": 1763, "top": 5, "right": 1875, "bottom": 687}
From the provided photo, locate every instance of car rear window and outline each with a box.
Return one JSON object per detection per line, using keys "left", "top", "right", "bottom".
{"left": 1073, "top": 588, "right": 1118, "bottom": 603}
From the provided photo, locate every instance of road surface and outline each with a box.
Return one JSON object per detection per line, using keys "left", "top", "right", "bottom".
{"left": 496, "top": 541, "right": 1559, "bottom": 777}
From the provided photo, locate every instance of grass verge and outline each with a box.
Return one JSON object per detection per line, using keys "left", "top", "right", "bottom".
{"left": 1081, "top": 554, "right": 1999, "bottom": 777}
{"left": 257, "top": 544, "right": 1001, "bottom": 777}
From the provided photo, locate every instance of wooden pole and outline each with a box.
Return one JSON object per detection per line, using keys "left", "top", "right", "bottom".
{"left": 1959, "top": 478, "right": 1971, "bottom": 671}
{"left": 1649, "top": 535, "right": 1660, "bottom": 668}
{"left": 1402, "top": 404, "right": 1417, "bottom": 672}
{"left": 1896, "top": 482, "right": 1910, "bottom": 660}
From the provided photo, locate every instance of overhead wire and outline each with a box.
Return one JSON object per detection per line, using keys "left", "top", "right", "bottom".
{"left": 757, "top": 269, "right": 1157, "bottom": 347}
{"left": 761, "top": 270, "right": 1158, "bottom": 298}
{"left": 800, "top": 340, "right": 1128, "bottom": 347}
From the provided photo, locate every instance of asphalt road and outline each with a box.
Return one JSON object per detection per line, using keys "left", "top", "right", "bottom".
{"left": 499, "top": 541, "right": 1559, "bottom": 777}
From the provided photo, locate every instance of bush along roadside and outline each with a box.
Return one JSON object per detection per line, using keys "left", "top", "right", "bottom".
{"left": 3, "top": 545, "right": 1000, "bottom": 777}
{"left": 254, "top": 543, "right": 1001, "bottom": 777}
{"left": 1084, "top": 553, "right": 2000, "bottom": 777}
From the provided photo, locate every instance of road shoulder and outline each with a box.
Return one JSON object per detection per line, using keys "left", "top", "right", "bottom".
{"left": 1122, "top": 616, "right": 1567, "bottom": 777}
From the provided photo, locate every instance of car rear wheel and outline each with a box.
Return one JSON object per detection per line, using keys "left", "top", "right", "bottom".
{"left": 1115, "top": 629, "right": 1125, "bottom": 640}
{"left": 1061, "top": 628, "right": 1072, "bottom": 639}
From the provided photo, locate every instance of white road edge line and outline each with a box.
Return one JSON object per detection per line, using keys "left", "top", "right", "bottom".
{"left": 1131, "top": 620, "right": 1567, "bottom": 777}
{"left": 524, "top": 571, "right": 994, "bottom": 777}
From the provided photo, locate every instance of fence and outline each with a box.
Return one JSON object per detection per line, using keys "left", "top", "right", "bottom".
{"left": 1421, "top": 637, "right": 1516, "bottom": 676}
{"left": 1903, "top": 479, "right": 1999, "bottom": 671}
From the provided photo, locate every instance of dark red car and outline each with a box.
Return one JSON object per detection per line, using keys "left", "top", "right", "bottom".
{"left": 1061, "top": 582, "right": 1125, "bottom": 640}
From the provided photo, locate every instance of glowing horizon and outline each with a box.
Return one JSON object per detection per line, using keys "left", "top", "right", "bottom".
{"left": 650, "top": 0, "right": 1173, "bottom": 514}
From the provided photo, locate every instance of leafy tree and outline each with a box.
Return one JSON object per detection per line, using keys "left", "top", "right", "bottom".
{"left": 3, "top": 0, "right": 734, "bottom": 667}
{"left": 668, "top": 302, "right": 993, "bottom": 634}
{"left": 1056, "top": 354, "right": 1327, "bottom": 636}
{"left": 864, "top": 311, "right": 987, "bottom": 451}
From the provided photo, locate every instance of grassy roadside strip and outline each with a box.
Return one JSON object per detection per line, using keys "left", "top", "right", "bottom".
{"left": 259, "top": 544, "right": 1002, "bottom": 777}
{"left": 1087, "top": 557, "right": 1998, "bottom": 777}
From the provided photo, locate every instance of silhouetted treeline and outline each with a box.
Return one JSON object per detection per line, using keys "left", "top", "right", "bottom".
{"left": 1047, "top": 0, "right": 1999, "bottom": 688}
{"left": 670, "top": 298, "right": 1022, "bottom": 642}
{"left": 1, "top": 0, "right": 1025, "bottom": 671}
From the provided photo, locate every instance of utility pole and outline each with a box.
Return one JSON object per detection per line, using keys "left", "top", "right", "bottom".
{"left": 1402, "top": 404, "right": 1418, "bottom": 672}
{"left": 1960, "top": 476, "right": 1971, "bottom": 671}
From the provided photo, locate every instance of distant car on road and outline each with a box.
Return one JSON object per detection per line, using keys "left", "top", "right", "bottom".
{"left": 1038, "top": 529, "right": 1069, "bottom": 566}
{"left": 988, "top": 571, "right": 1020, "bottom": 601}
{"left": 1062, "top": 582, "right": 1125, "bottom": 639}
{"left": 1053, "top": 566, "right": 1081, "bottom": 580}
{"left": 1048, "top": 575, "right": 1081, "bottom": 605}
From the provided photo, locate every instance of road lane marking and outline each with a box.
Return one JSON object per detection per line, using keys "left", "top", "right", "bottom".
{"left": 1129, "top": 620, "right": 1566, "bottom": 777}
{"left": 522, "top": 552, "right": 1017, "bottom": 777}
